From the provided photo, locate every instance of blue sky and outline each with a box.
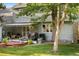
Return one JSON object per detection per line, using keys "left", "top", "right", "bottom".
{"left": 4, "top": 3, "right": 16, "bottom": 8}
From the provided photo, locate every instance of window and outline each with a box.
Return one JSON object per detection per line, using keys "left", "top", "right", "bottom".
{"left": 43, "top": 25, "right": 45, "bottom": 28}
{"left": 26, "top": 27, "right": 29, "bottom": 31}
{"left": 42, "top": 23, "right": 53, "bottom": 32}
{"left": 42, "top": 24, "right": 49, "bottom": 32}
{"left": 42, "top": 24, "right": 45, "bottom": 32}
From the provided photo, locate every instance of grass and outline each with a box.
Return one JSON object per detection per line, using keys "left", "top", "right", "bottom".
{"left": 0, "top": 43, "right": 79, "bottom": 56}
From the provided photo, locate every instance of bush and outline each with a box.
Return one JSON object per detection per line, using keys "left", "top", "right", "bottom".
{"left": 3, "top": 37, "right": 9, "bottom": 43}
{"left": 27, "top": 39, "right": 32, "bottom": 44}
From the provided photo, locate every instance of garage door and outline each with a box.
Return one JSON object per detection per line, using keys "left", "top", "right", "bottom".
{"left": 60, "top": 24, "right": 73, "bottom": 42}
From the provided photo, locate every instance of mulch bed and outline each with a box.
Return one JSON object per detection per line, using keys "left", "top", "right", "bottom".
{"left": 0, "top": 41, "right": 28, "bottom": 47}
{"left": 0, "top": 43, "right": 6, "bottom": 47}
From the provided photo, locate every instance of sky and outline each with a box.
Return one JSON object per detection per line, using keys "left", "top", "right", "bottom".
{"left": 3, "top": 3, "right": 16, "bottom": 8}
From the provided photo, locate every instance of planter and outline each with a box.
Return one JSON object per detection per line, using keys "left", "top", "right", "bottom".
{"left": 37, "top": 38, "right": 42, "bottom": 44}
{"left": 33, "top": 41, "right": 37, "bottom": 44}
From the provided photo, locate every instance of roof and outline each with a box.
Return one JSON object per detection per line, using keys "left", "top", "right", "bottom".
{"left": 0, "top": 9, "right": 11, "bottom": 14}
{"left": 0, "top": 9, "right": 15, "bottom": 23}
{"left": 14, "top": 16, "right": 31, "bottom": 23}
{"left": 0, "top": 8, "right": 72, "bottom": 27}
{"left": 4, "top": 15, "right": 32, "bottom": 26}
{"left": 5, "top": 22, "right": 31, "bottom": 27}
{"left": 0, "top": 9, "right": 13, "bottom": 16}
{"left": 12, "top": 3, "right": 26, "bottom": 9}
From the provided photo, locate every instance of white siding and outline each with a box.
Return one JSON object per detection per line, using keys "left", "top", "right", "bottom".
{"left": 38, "top": 23, "right": 53, "bottom": 41}
{"left": 42, "top": 32, "right": 52, "bottom": 41}
{"left": 38, "top": 23, "right": 73, "bottom": 42}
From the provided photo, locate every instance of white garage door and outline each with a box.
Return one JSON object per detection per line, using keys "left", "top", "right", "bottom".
{"left": 60, "top": 24, "right": 73, "bottom": 42}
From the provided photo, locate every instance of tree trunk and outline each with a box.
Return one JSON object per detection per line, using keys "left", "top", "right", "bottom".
{"left": 53, "top": 4, "right": 60, "bottom": 53}
{"left": 53, "top": 22, "right": 60, "bottom": 53}
{"left": 53, "top": 4, "right": 68, "bottom": 53}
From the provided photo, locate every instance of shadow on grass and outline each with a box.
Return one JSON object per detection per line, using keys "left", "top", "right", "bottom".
{"left": 58, "top": 44, "right": 79, "bottom": 56}
{"left": 0, "top": 44, "right": 79, "bottom": 56}
{"left": 0, "top": 44, "right": 53, "bottom": 56}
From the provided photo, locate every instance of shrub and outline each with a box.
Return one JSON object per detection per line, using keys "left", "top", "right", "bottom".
{"left": 27, "top": 39, "right": 32, "bottom": 44}
{"left": 3, "top": 37, "right": 9, "bottom": 43}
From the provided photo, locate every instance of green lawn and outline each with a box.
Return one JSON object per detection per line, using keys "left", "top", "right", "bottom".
{"left": 0, "top": 44, "right": 79, "bottom": 56}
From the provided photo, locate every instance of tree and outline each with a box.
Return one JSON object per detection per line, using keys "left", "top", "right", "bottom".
{"left": 0, "top": 3, "right": 6, "bottom": 22}
{"left": 0, "top": 3, "right": 6, "bottom": 41}
{"left": 18, "top": 3, "right": 79, "bottom": 53}
{"left": 0, "top": 3, "right": 6, "bottom": 9}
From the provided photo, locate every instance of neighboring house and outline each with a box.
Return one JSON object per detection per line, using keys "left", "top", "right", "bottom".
{"left": 0, "top": 9, "right": 15, "bottom": 41}
{"left": 0, "top": 4, "right": 77, "bottom": 43}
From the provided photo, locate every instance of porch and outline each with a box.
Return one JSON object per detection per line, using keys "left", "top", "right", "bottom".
{"left": 3, "top": 23, "right": 33, "bottom": 38}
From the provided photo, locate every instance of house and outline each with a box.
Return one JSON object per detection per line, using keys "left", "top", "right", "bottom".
{"left": 0, "top": 3, "right": 77, "bottom": 43}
